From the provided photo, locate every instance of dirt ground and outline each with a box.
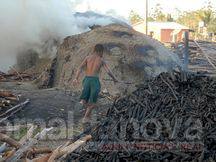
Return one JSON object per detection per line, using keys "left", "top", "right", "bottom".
{"left": 0, "top": 81, "right": 112, "bottom": 133}
{"left": 0, "top": 81, "right": 112, "bottom": 149}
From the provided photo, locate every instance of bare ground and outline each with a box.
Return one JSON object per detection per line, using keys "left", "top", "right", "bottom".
{"left": 0, "top": 81, "right": 112, "bottom": 137}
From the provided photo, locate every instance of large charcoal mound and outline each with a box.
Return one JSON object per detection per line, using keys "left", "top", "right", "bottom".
{"left": 55, "top": 24, "right": 181, "bottom": 95}
{"left": 67, "top": 72, "right": 216, "bottom": 162}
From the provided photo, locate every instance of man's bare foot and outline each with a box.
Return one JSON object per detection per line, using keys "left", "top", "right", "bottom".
{"left": 79, "top": 100, "right": 86, "bottom": 105}
{"left": 82, "top": 117, "right": 91, "bottom": 124}
{"left": 82, "top": 118, "right": 91, "bottom": 132}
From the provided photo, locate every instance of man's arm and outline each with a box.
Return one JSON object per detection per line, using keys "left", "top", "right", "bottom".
{"left": 102, "top": 61, "right": 118, "bottom": 83}
{"left": 73, "top": 57, "right": 87, "bottom": 84}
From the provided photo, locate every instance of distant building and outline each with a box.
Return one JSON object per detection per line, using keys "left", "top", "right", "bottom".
{"left": 133, "top": 21, "right": 189, "bottom": 43}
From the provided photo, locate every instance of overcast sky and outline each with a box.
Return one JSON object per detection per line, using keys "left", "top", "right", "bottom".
{"left": 72, "top": 0, "right": 216, "bottom": 18}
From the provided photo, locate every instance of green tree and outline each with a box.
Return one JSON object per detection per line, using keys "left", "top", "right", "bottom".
{"left": 177, "top": 2, "right": 216, "bottom": 38}
{"left": 201, "top": 1, "right": 216, "bottom": 33}
{"left": 177, "top": 11, "right": 200, "bottom": 31}
{"left": 167, "top": 14, "right": 174, "bottom": 22}
{"left": 148, "top": 16, "right": 155, "bottom": 22}
{"left": 152, "top": 3, "right": 167, "bottom": 22}
{"left": 208, "top": 18, "right": 216, "bottom": 33}
{"left": 129, "top": 10, "right": 143, "bottom": 24}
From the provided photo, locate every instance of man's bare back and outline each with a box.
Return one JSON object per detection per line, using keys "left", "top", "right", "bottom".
{"left": 85, "top": 54, "right": 103, "bottom": 77}
{"left": 74, "top": 52, "right": 117, "bottom": 83}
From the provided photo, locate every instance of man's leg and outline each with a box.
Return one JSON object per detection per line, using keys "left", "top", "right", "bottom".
{"left": 79, "top": 77, "right": 90, "bottom": 110}
{"left": 79, "top": 100, "right": 87, "bottom": 112}
{"left": 83, "top": 92, "right": 99, "bottom": 122}
{"left": 82, "top": 103, "right": 96, "bottom": 131}
{"left": 82, "top": 103, "right": 96, "bottom": 123}
{"left": 82, "top": 77, "right": 100, "bottom": 123}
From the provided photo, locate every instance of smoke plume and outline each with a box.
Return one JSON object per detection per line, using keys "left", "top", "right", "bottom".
{"left": 0, "top": 0, "right": 128, "bottom": 72}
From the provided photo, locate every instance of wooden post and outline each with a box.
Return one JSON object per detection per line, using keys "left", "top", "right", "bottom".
{"left": 183, "top": 31, "right": 189, "bottom": 71}
{"left": 145, "top": 0, "right": 148, "bottom": 35}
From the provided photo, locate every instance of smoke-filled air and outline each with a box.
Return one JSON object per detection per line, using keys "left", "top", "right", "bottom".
{"left": 0, "top": 0, "right": 127, "bottom": 72}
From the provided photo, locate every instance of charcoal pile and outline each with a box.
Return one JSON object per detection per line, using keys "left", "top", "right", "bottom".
{"left": 56, "top": 24, "right": 181, "bottom": 95}
{"left": 67, "top": 71, "right": 216, "bottom": 162}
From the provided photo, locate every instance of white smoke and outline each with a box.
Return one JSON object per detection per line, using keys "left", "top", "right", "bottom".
{"left": 0, "top": 0, "right": 128, "bottom": 72}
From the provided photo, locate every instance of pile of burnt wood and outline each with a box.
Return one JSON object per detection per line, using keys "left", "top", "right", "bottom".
{"left": 0, "top": 91, "right": 20, "bottom": 108}
{"left": 0, "top": 70, "right": 35, "bottom": 82}
{"left": 0, "top": 90, "right": 29, "bottom": 123}
{"left": 67, "top": 71, "right": 216, "bottom": 162}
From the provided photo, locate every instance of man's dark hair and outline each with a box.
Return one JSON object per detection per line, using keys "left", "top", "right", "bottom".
{"left": 94, "top": 44, "right": 104, "bottom": 54}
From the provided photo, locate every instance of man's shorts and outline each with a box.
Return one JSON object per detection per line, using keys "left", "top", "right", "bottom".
{"left": 80, "top": 76, "right": 101, "bottom": 103}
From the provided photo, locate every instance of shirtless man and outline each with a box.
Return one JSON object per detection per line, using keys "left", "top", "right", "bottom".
{"left": 73, "top": 44, "right": 118, "bottom": 124}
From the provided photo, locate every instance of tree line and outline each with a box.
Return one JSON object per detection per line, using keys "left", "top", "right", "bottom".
{"left": 129, "top": 1, "right": 216, "bottom": 35}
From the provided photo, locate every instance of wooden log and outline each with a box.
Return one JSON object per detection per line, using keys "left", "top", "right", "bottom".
{"left": 31, "top": 148, "right": 52, "bottom": 155}
{"left": 0, "top": 91, "right": 15, "bottom": 98}
{"left": 0, "top": 133, "right": 21, "bottom": 149}
{"left": 23, "top": 148, "right": 52, "bottom": 160}
{"left": 0, "top": 143, "right": 7, "bottom": 153}
{"left": 47, "top": 135, "right": 92, "bottom": 162}
{"left": 19, "top": 125, "right": 36, "bottom": 145}
{"left": 9, "top": 66, "right": 24, "bottom": 81}
{"left": 5, "top": 96, "right": 18, "bottom": 101}
{"left": 31, "top": 153, "right": 52, "bottom": 162}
